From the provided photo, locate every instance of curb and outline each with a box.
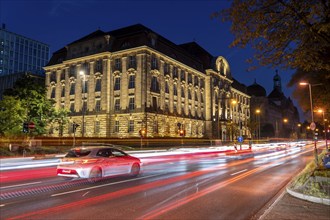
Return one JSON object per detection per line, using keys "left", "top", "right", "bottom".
{"left": 286, "top": 187, "right": 330, "bottom": 206}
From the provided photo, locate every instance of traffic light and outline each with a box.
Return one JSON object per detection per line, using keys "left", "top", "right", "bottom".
{"left": 23, "top": 122, "right": 29, "bottom": 133}
{"left": 72, "top": 122, "right": 80, "bottom": 132}
{"left": 179, "top": 129, "right": 185, "bottom": 137}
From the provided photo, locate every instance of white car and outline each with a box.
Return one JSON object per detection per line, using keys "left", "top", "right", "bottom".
{"left": 57, "top": 145, "right": 142, "bottom": 182}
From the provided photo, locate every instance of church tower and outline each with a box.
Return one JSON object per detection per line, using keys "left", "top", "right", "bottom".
{"left": 273, "top": 69, "right": 282, "bottom": 92}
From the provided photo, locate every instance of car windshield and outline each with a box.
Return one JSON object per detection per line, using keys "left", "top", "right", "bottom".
{"left": 65, "top": 149, "right": 91, "bottom": 158}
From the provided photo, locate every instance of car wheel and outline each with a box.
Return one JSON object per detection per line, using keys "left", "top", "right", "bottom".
{"left": 88, "top": 167, "right": 102, "bottom": 183}
{"left": 130, "top": 163, "right": 140, "bottom": 177}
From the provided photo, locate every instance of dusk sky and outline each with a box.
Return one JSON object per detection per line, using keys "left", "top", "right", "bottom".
{"left": 1, "top": 0, "right": 300, "bottom": 116}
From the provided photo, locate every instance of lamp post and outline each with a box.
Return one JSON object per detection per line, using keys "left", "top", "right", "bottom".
{"left": 80, "top": 71, "right": 86, "bottom": 137}
{"left": 299, "top": 82, "right": 322, "bottom": 166}
{"left": 317, "top": 109, "right": 328, "bottom": 151}
{"left": 256, "top": 109, "right": 261, "bottom": 141}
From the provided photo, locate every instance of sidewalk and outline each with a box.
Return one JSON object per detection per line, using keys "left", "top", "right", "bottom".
{"left": 260, "top": 190, "right": 330, "bottom": 220}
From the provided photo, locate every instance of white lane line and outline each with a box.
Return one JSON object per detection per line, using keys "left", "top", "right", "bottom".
{"left": 0, "top": 181, "right": 42, "bottom": 189}
{"left": 0, "top": 204, "right": 5, "bottom": 207}
{"left": 82, "top": 191, "right": 90, "bottom": 197}
{"left": 51, "top": 173, "right": 165, "bottom": 197}
{"left": 230, "top": 169, "right": 248, "bottom": 176}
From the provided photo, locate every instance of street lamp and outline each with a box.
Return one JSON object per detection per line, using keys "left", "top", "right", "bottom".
{"left": 317, "top": 109, "right": 328, "bottom": 151}
{"left": 256, "top": 109, "right": 261, "bottom": 141}
{"left": 80, "top": 71, "right": 86, "bottom": 137}
{"left": 299, "top": 82, "right": 322, "bottom": 166}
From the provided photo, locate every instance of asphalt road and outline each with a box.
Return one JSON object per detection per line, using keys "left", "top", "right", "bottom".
{"left": 0, "top": 145, "right": 314, "bottom": 220}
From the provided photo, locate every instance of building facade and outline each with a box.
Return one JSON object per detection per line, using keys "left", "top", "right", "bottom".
{"left": 0, "top": 24, "right": 50, "bottom": 76}
{"left": 44, "top": 24, "right": 250, "bottom": 139}
{"left": 247, "top": 71, "right": 300, "bottom": 139}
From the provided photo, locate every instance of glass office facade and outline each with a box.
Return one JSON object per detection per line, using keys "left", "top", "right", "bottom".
{"left": 0, "top": 24, "right": 49, "bottom": 76}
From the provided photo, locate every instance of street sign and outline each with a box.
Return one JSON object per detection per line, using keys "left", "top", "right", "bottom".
{"left": 238, "top": 136, "right": 243, "bottom": 143}
{"left": 28, "top": 122, "right": 35, "bottom": 129}
{"left": 310, "top": 122, "right": 316, "bottom": 131}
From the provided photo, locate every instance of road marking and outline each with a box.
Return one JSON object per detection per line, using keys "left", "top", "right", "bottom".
{"left": 0, "top": 181, "right": 42, "bottom": 189}
{"left": 230, "top": 169, "right": 248, "bottom": 176}
{"left": 82, "top": 191, "right": 89, "bottom": 197}
{"left": 0, "top": 204, "right": 5, "bottom": 207}
{"left": 51, "top": 173, "right": 164, "bottom": 197}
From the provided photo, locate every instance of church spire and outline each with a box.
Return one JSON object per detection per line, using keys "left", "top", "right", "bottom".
{"left": 273, "top": 69, "right": 282, "bottom": 92}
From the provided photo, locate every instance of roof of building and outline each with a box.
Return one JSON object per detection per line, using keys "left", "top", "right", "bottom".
{"left": 268, "top": 88, "right": 286, "bottom": 100}
{"left": 232, "top": 78, "right": 248, "bottom": 94}
{"left": 247, "top": 79, "right": 267, "bottom": 97}
{"left": 46, "top": 24, "right": 214, "bottom": 72}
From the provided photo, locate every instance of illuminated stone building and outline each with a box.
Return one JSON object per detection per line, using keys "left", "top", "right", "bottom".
{"left": 44, "top": 24, "right": 250, "bottom": 139}
{"left": 247, "top": 71, "right": 300, "bottom": 139}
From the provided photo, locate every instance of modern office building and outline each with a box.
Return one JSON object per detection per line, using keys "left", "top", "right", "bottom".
{"left": 0, "top": 23, "right": 50, "bottom": 76}
{"left": 44, "top": 24, "right": 251, "bottom": 139}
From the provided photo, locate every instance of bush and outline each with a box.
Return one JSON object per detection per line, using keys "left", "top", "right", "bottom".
{"left": 0, "top": 146, "right": 15, "bottom": 157}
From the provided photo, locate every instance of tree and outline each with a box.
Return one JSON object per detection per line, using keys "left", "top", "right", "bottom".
{"left": 3, "top": 74, "right": 67, "bottom": 135}
{"left": 288, "top": 69, "right": 330, "bottom": 121}
{"left": 213, "top": 0, "right": 330, "bottom": 72}
{"left": 48, "top": 108, "right": 70, "bottom": 137}
{"left": 0, "top": 96, "right": 27, "bottom": 136}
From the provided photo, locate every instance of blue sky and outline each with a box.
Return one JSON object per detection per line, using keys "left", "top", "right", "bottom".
{"left": 1, "top": 0, "right": 299, "bottom": 115}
